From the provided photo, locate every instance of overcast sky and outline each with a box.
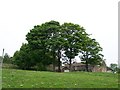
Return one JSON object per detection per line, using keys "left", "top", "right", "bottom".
{"left": 0, "top": 0, "right": 118, "bottom": 66}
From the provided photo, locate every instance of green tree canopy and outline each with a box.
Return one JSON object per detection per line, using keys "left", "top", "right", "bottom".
{"left": 61, "top": 23, "right": 88, "bottom": 71}
{"left": 80, "top": 37, "right": 104, "bottom": 71}
{"left": 13, "top": 20, "right": 104, "bottom": 72}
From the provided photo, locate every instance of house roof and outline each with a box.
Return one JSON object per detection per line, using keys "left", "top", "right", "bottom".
{"left": 64, "top": 62, "right": 87, "bottom": 67}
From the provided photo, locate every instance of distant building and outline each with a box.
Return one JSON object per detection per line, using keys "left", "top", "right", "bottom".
{"left": 106, "top": 67, "right": 113, "bottom": 72}
{"left": 61, "top": 61, "right": 107, "bottom": 72}
{"left": 47, "top": 60, "right": 108, "bottom": 72}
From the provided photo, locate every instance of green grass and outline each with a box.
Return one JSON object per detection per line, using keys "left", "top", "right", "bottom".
{"left": 2, "top": 69, "right": 118, "bottom": 88}
{"left": 0, "top": 69, "right": 2, "bottom": 89}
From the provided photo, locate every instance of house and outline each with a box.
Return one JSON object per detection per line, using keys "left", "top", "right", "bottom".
{"left": 47, "top": 60, "right": 108, "bottom": 72}
{"left": 92, "top": 65, "right": 107, "bottom": 72}
{"left": 62, "top": 61, "right": 107, "bottom": 72}
{"left": 106, "top": 67, "right": 113, "bottom": 72}
{"left": 92, "top": 60, "right": 107, "bottom": 72}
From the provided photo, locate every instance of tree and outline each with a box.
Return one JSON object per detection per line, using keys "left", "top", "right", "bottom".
{"left": 80, "top": 37, "right": 103, "bottom": 71}
{"left": 110, "top": 63, "right": 117, "bottom": 73}
{"left": 61, "top": 23, "right": 88, "bottom": 71}
{"left": 14, "top": 20, "right": 104, "bottom": 72}
{"left": 13, "top": 43, "right": 35, "bottom": 69}
{"left": 43, "top": 21, "right": 64, "bottom": 72}
{"left": 3, "top": 53, "right": 11, "bottom": 64}
{"left": 13, "top": 43, "right": 53, "bottom": 70}
{"left": 26, "top": 21, "right": 63, "bottom": 71}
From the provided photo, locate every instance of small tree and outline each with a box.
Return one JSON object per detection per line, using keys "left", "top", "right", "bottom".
{"left": 110, "top": 63, "right": 118, "bottom": 73}
{"left": 3, "top": 53, "right": 11, "bottom": 64}
{"left": 13, "top": 44, "right": 35, "bottom": 69}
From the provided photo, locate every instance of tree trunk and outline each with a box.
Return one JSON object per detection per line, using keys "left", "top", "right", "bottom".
{"left": 85, "top": 52, "right": 89, "bottom": 72}
{"left": 53, "top": 62, "right": 55, "bottom": 72}
{"left": 69, "top": 48, "right": 72, "bottom": 72}
{"left": 52, "top": 52, "right": 56, "bottom": 72}
{"left": 86, "top": 59, "right": 89, "bottom": 72}
{"left": 57, "top": 50, "right": 61, "bottom": 72}
{"left": 58, "top": 58, "right": 61, "bottom": 72}
{"left": 69, "top": 58, "right": 72, "bottom": 72}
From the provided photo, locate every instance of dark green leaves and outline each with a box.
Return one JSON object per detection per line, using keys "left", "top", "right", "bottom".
{"left": 13, "top": 20, "right": 104, "bottom": 72}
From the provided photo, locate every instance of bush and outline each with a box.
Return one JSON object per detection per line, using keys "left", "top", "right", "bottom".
{"left": 35, "top": 63, "right": 47, "bottom": 71}
{"left": 117, "top": 68, "right": 120, "bottom": 73}
{"left": 2, "top": 63, "right": 18, "bottom": 69}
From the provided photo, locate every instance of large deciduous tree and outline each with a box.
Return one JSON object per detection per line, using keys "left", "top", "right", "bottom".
{"left": 61, "top": 23, "right": 88, "bottom": 71}
{"left": 26, "top": 21, "right": 63, "bottom": 72}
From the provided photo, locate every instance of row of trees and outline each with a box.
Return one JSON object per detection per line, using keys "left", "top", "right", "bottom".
{"left": 3, "top": 53, "right": 119, "bottom": 73}
{"left": 13, "top": 21, "right": 104, "bottom": 72}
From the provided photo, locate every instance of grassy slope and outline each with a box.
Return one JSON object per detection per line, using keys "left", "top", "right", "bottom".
{"left": 2, "top": 69, "right": 118, "bottom": 88}
{"left": 0, "top": 69, "right": 2, "bottom": 89}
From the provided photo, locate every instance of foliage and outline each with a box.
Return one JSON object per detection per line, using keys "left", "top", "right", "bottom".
{"left": 80, "top": 37, "right": 104, "bottom": 71}
{"left": 13, "top": 20, "right": 104, "bottom": 72}
{"left": 26, "top": 21, "right": 62, "bottom": 71}
{"left": 3, "top": 53, "right": 11, "bottom": 64}
{"left": 13, "top": 43, "right": 53, "bottom": 70}
{"left": 110, "top": 63, "right": 118, "bottom": 73}
{"left": 13, "top": 44, "right": 34, "bottom": 69}
{"left": 118, "top": 68, "right": 120, "bottom": 73}
{"left": 61, "top": 23, "right": 88, "bottom": 71}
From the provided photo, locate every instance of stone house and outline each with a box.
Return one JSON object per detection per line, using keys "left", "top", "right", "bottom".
{"left": 62, "top": 62, "right": 107, "bottom": 72}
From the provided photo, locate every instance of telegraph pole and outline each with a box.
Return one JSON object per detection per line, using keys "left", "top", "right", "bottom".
{"left": 2, "top": 49, "right": 4, "bottom": 59}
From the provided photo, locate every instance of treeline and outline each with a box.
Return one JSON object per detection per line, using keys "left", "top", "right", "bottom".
{"left": 12, "top": 21, "right": 104, "bottom": 72}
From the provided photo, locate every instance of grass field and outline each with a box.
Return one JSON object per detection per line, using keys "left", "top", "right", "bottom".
{"left": 2, "top": 69, "right": 118, "bottom": 88}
